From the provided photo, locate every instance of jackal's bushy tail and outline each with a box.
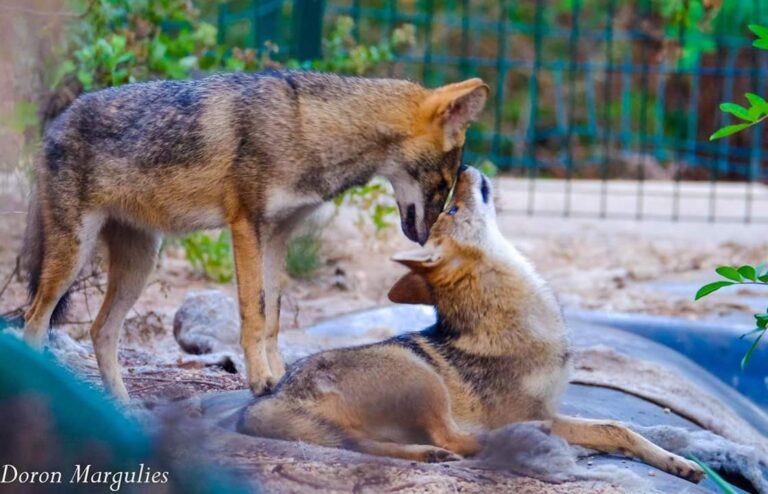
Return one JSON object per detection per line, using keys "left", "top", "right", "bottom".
{"left": 22, "top": 184, "right": 71, "bottom": 326}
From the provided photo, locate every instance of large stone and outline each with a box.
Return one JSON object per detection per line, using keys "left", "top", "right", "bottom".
{"left": 173, "top": 290, "right": 240, "bottom": 354}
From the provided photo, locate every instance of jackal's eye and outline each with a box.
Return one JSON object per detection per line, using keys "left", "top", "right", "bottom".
{"left": 447, "top": 205, "right": 459, "bottom": 216}
{"left": 480, "top": 177, "right": 490, "bottom": 204}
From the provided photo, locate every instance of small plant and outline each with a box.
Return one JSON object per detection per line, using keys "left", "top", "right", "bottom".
{"left": 180, "top": 231, "right": 234, "bottom": 283}
{"left": 56, "top": 0, "right": 221, "bottom": 93}
{"left": 710, "top": 25, "right": 768, "bottom": 140}
{"left": 695, "top": 264, "right": 768, "bottom": 368}
{"left": 333, "top": 181, "right": 399, "bottom": 233}
{"left": 286, "top": 232, "right": 321, "bottom": 280}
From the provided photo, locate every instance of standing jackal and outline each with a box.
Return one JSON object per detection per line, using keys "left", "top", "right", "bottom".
{"left": 22, "top": 71, "right": 489, "bottom": 399}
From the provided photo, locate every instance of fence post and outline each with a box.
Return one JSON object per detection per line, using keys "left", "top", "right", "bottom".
{"left": 217, "top": 2, "right": 228, "bottom": 46}
{"left": 293, "top": 0, "right": 326, "bottom": 61}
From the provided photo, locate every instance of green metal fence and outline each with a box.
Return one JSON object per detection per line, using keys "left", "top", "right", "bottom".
{"left": 218, "top": 1, "right": 768, "bottom": 223}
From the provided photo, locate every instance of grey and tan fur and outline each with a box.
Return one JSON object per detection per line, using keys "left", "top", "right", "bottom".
{"left": 21, "top": 71, "right": 489, "bottom": 399}
{"left": 238, "top": 166, "right": 705, "bottom": 483}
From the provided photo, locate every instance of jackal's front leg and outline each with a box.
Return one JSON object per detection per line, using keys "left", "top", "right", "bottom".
{"left": 230, "top": 216, "right": 274, "bottom": 395}
{"left": 552, "top": 415, "right": 704, "bottom": 483}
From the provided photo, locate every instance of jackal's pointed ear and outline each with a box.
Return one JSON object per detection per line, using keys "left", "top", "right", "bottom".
{"left": 388, "top": 271, "right": 435, "bottom": 305}
{"left": 423, "top": 79, "right": 489, "bottom": 151}
{"left": 391, "top": 247, "right": 441, "bottom": 271}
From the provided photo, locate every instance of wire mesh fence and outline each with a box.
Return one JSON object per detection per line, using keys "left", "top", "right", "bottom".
{"left": 218, "top": 0, "right": 768, "bottom": 223}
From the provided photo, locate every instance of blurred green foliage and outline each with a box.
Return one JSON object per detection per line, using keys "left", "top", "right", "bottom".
{"left": 181, "top": 231, "right": 235, "bottom": 283}
{"left": 56, "top": 0, "right": 222, "bottom": 91}
{"left": 286, "top": 232, "right": 322, "bottom": 279}
{"left": 333, "top": 181, "right": 399, "bottom": 232}
{"left": 292, "top": 17, "right": 416, "bottom": 75}
{"left": 547, "top": 0, "right": 759, "bottom": 67}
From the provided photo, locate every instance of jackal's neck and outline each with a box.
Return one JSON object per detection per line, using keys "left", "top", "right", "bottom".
{"left": 432, "top": 251, "right": 565, "bottom": 355}
{"left": 292, "top": 74, "right": 427, "bottom": 163}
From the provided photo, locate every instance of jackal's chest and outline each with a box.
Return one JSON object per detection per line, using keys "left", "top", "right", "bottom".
{"left": 107, "top": 201, "right": 226, "bottom": 234}
{"left": 264, "top": 185, "right": 324, "bottom": 222}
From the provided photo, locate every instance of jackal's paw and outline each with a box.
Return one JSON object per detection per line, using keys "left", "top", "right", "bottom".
{"left": 422, "top": 447, "right": 462, "bottom": 463}
{"left": 248, "top": 375, "right": 278, "bottom": 397}
{"left": 669, "top": 458, "right": 705, "bottom": 483}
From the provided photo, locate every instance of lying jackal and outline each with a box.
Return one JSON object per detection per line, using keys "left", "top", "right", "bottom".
{"left": 239, "top": 165, "right": 704, "bottom": 483}
{"left": 21, "top": 71, "right": 488, "bottom": 399}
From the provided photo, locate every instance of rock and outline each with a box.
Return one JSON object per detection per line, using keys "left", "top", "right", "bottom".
{"left": 173, "top": 290, "right": 240, "bottom": 355}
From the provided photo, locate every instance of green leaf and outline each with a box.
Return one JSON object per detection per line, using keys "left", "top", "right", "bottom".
{"left": 77, "top": 71, "right": 94, "bottom": 90}
{"left": 695, "top": 281, "right": 734, "bottom": 300}
{"left": 115, "top": 52, "right": 134, "bottom": 65}
{"left": 110, "top": 34, "right": 127, "bottom": 52}
{"left": 756, "top": 313, "right": 768, "bottom": 329}
{"left": 720, "top": 102, "right": 753, "bottom": 122}
{"left": 709, "top": 123, "right": 751, "bottom": 140}
{"left": 737, "top": 265, "right": 757, "bottom": 281}
{"left": 745, "top": 93, "right": 768, "bottom": 113}
{"left": 716, "top": 266, "right": 743, "bottom": 282}
{"left": 749, "top": 24, "right": 768, "bottom": 40}
{"left": 96, "top": 38, "right": 113, "bottom": 56}
{"left": 747, "top": 105, "right": 764, "bottom": 122}
{"left": 753, "top": 39, "right": 768, "bottom": 50}
{"left": 741, "top": 329, "right": 765, "bottom": 369}
{"left": 689, "top": 455, "right": 738, "bottom": 494}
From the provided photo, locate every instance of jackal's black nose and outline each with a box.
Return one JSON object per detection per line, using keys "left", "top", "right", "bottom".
{"left": 401, "top": 203, "right": 419, "bottom": 244}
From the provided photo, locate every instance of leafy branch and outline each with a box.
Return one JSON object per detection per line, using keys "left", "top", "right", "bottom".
{"left": 695, "top": 264, "right": 768, "bottom": 369}
{"left": 710, "top": 25, "right": 768, "bottom": 140}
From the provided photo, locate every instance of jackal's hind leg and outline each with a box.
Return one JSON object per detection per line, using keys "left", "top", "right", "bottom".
{"left": 90, "top": 221, "right": 160, "bottom": 401}
{"left": 552, "top": 415, "right": 704, "bottom": 483}
{"left": 427, "top": 417, "right": 482, "bottom": 458}
{"left": 351, "top": 373, "right": 480, "bottom": 462}
{"left": 261, "top": 230, "right": 292, "bottom": 381}
{"left": 230, "top": 216, "right": 273, "bottom": 396}
{"left": 24, "top": 211, "right": 104, "bottom": 347}
{"left": 350, "top": 439, "right": 463, "bottom": 463}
